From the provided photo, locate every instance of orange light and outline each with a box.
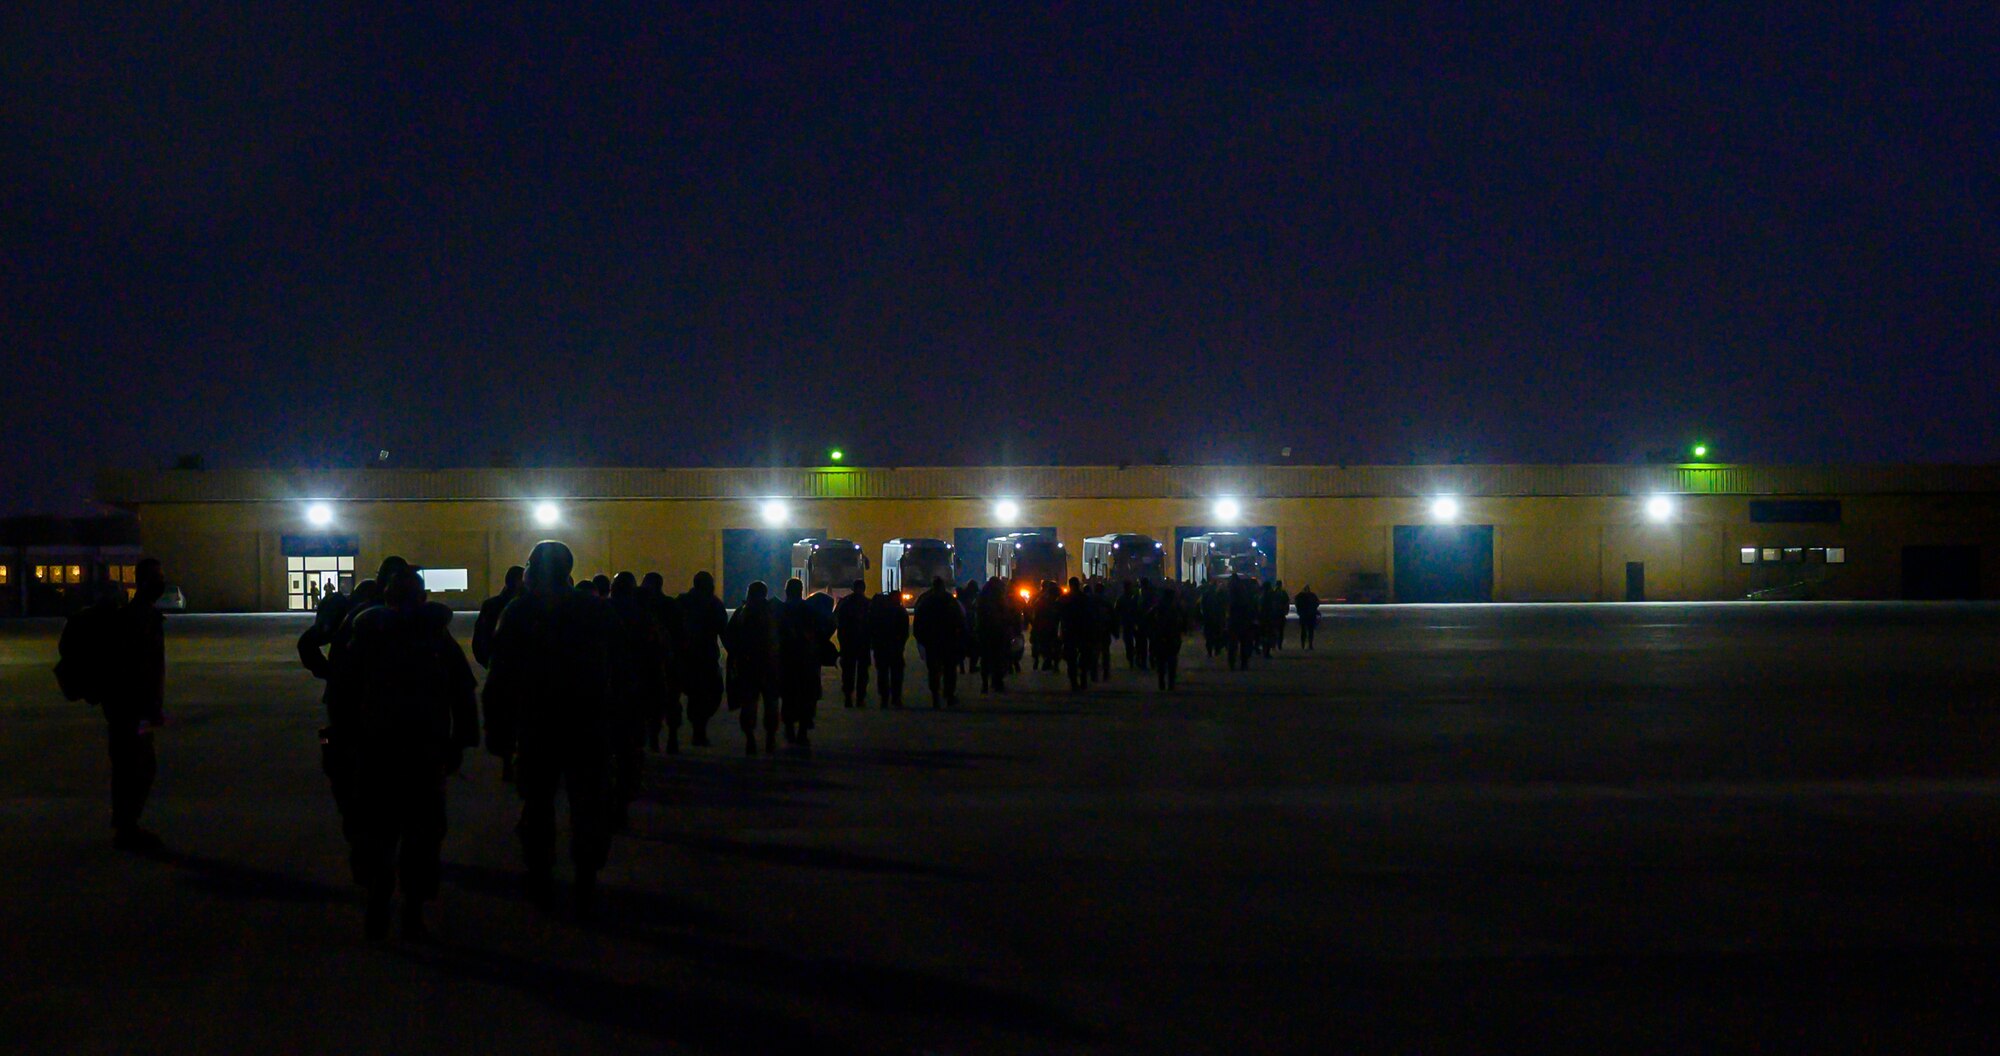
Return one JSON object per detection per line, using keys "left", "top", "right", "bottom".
{"left": 900, "top": 592, "right": 912, "bottom": 603}
{"left": 1017, "top": 587, "right": 1032, "bottom": 601}
{"left": 1060, "top": 586, "right": 1070, "bottom": 594}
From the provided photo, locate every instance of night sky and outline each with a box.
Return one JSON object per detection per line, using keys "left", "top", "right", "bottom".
{"left": 5, "top": 4, "right": 1996, "bottom": 513}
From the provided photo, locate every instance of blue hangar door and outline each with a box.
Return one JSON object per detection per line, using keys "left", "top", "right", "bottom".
{"left": 721, "top": 527, "right": 826, "bottom": 605}
{"left": 1392, "top": 525, "right": 1494, "bottom": 602}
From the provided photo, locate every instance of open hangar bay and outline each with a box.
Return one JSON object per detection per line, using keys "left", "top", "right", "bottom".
{"left": 3, "top": 600, "right": 1998, "bottom": 1053}
{"left": 93, "top": 463, "right": 2000, "bottom": 613}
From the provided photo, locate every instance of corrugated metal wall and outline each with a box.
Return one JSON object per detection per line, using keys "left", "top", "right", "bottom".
{"left": 97, "top": 463, "right": 2000, "bottom": 505}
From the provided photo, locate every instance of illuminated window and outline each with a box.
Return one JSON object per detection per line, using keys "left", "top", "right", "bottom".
{"left": 107, "top": 564, "right": 136, "bottom": 585}
{"left": 1739, "top": 548, "right": 1756, "bottom": 564}
{"left": 419, "top": 568, "right": 469, "bottom": 592}
{"left": 0, "top": 565, "right": 9, "bottom": 586}
{"left": 36, "top": 565, "right": 84, "bottom": 584}
{"left": 1826, "top": 547, "right": 1846, "bottom": 564}
{"left": 1761, "top": 548, "right": 1780, "bottom": 563}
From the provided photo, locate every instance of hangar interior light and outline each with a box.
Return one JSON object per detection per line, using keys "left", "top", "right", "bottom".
{"left": 760, "top": 499, "right": 789, "bottom": 527}
{"left": 1431, "top": 496, "right": 1461, "bottom": 521}
{"left": 533, "top": 501, "right": 561, "bottom": 528}
{"left": 305, "top": 502, "right": 334, "bottom": 528}
{"left": 1212, "top": 497, "right": 1241, "bottom": 523}
{"left": 993, "top": 498, "right": 1019, "bottom": 524}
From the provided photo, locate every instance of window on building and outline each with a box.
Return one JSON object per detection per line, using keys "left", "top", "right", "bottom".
{"left": 1740, "top": 547, "right": 1757, "bottom": 564}
{"left": 0, "top": 565, "right": 9, "bottom": 586}
{"left": 286, "top": 554, "right": 356, "bottom": 610}
{"left": 1827, "top": 547, "right": 1846, "bottom": 564}
{"left": 34, "top": 565, "right": 84, "bottom": 585}
{"left": 1782, "top": 548, "right": 1804, "bottom": 563}
{"left": 418, "top": 568, "right": 469, "bottom": 592}
{"left": 1761, "top": 548, "right": 1781, "bottom": 563}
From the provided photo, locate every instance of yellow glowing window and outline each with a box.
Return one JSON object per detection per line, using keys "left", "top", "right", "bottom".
{"left": 34, "top": 565, "right": 48, "bottom": 581}
{"left": 0, "top": 565, "right": 9, "bottom": 585}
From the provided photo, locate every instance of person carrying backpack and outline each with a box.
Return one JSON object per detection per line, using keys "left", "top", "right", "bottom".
{"left": 59, "top": 563, "right": 170, "bottom": 853}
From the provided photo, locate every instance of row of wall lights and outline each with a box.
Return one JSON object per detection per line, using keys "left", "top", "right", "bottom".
{"left": 304, "top": 495, "right": 1681, "bottom": 529}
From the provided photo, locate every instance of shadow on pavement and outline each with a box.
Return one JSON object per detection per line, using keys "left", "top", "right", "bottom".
{"left": 437, "top": 860, "right": 1097, "bottom": 1048}
{"left": 395, "top": 940, "right": 879, "bottom": 1056}
{"left": 626, "top": 829, "right": 980, "bottom": 880}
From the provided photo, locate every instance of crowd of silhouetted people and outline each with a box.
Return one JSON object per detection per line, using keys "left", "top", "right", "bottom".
{"left": 56, "top": 542, "right": 1328, "bottom": 941}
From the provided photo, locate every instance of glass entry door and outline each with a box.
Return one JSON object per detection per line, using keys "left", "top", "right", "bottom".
{"left": 287, "top": 555, "right": 356, "bottom": 610}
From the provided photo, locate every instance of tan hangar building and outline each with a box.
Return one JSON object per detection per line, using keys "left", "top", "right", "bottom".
{"left": 95, "top": 463, "right": 1999, "bottom": 612}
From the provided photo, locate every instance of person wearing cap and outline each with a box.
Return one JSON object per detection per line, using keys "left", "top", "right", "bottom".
{"left": 483, "top": 541, "right": 615, "bottom": 917}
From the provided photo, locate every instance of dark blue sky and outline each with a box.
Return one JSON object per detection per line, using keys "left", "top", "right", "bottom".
{"left": 4, "top": 3, "right": 1996, "bottom": 512}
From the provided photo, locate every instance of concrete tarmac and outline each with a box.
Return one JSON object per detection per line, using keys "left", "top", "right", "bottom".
{"left": 2, "top": 602, "right": 1998, "bottom": 1054}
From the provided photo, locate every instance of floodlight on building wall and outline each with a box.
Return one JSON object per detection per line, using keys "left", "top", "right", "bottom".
{"left": 993, "top": 499, "right": 1019, "bottom": 524}
{"left": 760, "top": 499, "right": 789, "bottom": 527}
{"left": 533, "top": 501, "right": 561, "bottom": 528}
{"left": 1211, "top": 497, "right": 1241, "bottom": 523}
{"left": 1645, "top": 495, "right": 1674, "bottom": 522}
{"left": 1431, "top": 496, "right": 1461, "bottom": 521}
{"left": 305, "top": 502, "right": 334, "bottom": 528}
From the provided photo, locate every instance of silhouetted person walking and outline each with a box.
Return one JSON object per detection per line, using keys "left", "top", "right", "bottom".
{"left": 607, "top": 572, "right": 667, "bottom": 828}
{"left": 1295, "top": 585, "right": 1321, "bottom": 650}
{"left": 776, "top": 578, "right": 830, "bottom": 746}
{"left": 342, "top": 568, "right": 477, "bottom": 940}
{"left": 639, "top": 573, "right": 684, "bottom": 751}
{"left": 1151, "top": 587, "right": 1186, "bottom": 691}
{"left": 483, "top": 541, "right": 614, "bottom": 917}
{"left": 1199, "top": 581, "right": 1227, "bottom": 659}
{"left": 1059, "top": 577, "right": 1094, "bottom": 690}
{"left": 679, "top": 571, "right": 727, "bottom": 747}
{"left": 867, "top": 585, "right": 909, "bottom": 708}
{"left": 725, "top": 581, "right": 780, "bottom": 753}
{"left": 1116, "top": 581, "right": 1144, "bottom": 670}
{"left": 1227, "top": 578, "right": 1260, "bottom": 671}
{"left": 64, "top": 566, "right": 167, "bottom": 853}
{"left": 835, "top": 580, "right": 871, "bottom": 708}
{"left": 975, "top": 576, "right": 1018, "bottom": 693}
{"left": 1092, "top": 582, "right": 1115, "bottom": 680}
{"left": 299, "top": 566, "right": 389, "bottom": 877}
{"left": 1262, "top": 581, "right": 1290, "bottom": 655}
{"left": 912, "top": 577, "right": 963, "bottom": 708}
{"left": 472, "top": 565, "right": 524, "bottom": 669}
{"left": 956, "top": 580, "right": 980, "bottom": 675}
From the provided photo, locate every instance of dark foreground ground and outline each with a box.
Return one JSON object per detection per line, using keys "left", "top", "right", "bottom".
{"left": 2, "top": 603, "right": 1998, "bottom": 1054}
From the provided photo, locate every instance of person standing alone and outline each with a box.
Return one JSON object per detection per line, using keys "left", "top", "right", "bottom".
{"left": 60, "top": 562, "right": 168, "bottom": 854}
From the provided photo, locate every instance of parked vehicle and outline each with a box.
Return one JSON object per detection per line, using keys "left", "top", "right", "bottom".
{"left": 790, "top": 538, "right": 868, "bottom": 598}
{"left": 881, "top": 537, "right": 955, "bottom": 604}
{"left": 1081, "top": 533, "right": 1166, "bottom": 586}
